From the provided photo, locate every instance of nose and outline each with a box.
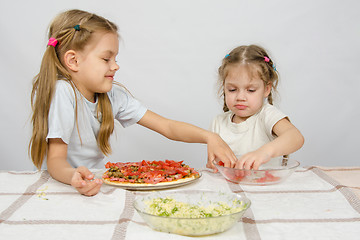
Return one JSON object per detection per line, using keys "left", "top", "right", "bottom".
{"left": 236, "top": 90, "right": 246, "bottom": 100}
{"left": 112, "top": 62, "right": 120, "bottom": 71}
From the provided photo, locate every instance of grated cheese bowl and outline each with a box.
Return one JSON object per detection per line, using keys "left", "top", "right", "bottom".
{"left": 133, "top": 190, "right": 251, "bottom": 236}
{"left": 213, "top": 157, "right": 299, "bottom": 185}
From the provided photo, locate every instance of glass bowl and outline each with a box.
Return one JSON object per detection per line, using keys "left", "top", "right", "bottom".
{"left": 213, "top": 158, "right": 299, "bottom": 185}
{"left": 133, "top": 189, "right": 251, "bottom": 236}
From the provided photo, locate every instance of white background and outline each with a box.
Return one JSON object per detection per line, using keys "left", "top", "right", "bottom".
{"left": 0, "top": 0, "right": 359, "bottom": 170}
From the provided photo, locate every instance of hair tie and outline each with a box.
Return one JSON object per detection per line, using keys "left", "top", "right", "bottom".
{"left": 225, "top": 54, "right": 230, "bottom": 58}
{"left": 47, "top": 37, "right": 58, "bottom": 47}
{"left": 74, "top": 25, "right": 81, "bottom": 31}
{"left": 264, "top": 56, "right": 270, "bottom": 62}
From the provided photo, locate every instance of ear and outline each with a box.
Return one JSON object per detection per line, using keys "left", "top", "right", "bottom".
{"left": 63, "top": 50, "right": 79, "bottom": 72}
{"left": 264, "top": 83, "right": 272, "bottom": 98}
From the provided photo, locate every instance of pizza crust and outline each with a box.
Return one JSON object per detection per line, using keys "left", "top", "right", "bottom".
{"left": 102, "top": 174, "right": 199, "bottom": 187}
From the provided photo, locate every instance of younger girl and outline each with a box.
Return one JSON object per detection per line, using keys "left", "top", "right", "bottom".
{"left": 30, "top": 9, "right": 237, "bottom": 196}
{"left": 210, "top": 45, "right": 304, "bottom": 170}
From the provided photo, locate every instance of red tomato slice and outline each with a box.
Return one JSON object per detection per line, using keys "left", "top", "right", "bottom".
{"left": 105, "top": 162, "right": 115, "bottom": 168}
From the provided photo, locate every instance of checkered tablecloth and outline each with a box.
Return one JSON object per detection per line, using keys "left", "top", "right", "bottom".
{"left": 1, "top": 167, "right": 359, "bottom": 239}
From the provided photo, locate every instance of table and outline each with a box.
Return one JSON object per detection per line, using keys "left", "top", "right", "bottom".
{"left": 1, "top": 167, "right": 360, "bottom": 239}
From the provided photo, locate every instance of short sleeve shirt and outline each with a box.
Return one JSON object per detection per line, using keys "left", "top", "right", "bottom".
{"left": 210, "top": 103, "right": 287, "bottom": 161}
{"left": 46, "top": 80, "right": 147, "bottom": 168}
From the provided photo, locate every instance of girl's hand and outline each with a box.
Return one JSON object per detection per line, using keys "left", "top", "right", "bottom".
{"left": 71, "top": 166, "right": 103, "bottom": 196}
{"left": 235, "top": 150, "right": 271, "bottom": 170}
{"left": 236, "top": 118, "right": 305, "bottom": 170}
{"left": 207, "top": 133, "right": 237, "bottom": 172}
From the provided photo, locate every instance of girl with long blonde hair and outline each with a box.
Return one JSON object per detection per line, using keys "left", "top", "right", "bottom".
{"left": 30, "top": 9, "right": 237, "bottom": 196}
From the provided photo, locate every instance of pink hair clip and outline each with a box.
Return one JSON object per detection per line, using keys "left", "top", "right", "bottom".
{"left": 264, "top": 56, "right": 270, "bottom": 62}
{"left": 48, "top": 37, "right": 58, "bottom": 47}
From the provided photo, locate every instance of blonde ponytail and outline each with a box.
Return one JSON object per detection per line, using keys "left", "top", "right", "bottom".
{"left": 30, "top": 46, "right": 60, "bottom": 169}
{"left": 96, "top": 93, "right": 114, "bottom": 155}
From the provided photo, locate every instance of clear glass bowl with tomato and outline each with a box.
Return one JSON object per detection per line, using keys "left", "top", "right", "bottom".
{"left": 213, "top": 157, "right": 299, "bottom": 185}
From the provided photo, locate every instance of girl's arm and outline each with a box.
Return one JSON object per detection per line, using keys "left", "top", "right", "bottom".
{"left": 47, "top": 138, "right": 102, "bottom": 196}
{"left": 236, "top": 118, "right": 305, "bottom": 170}
{"left": 137, "top": 110, "right": 237, "bottom": 171}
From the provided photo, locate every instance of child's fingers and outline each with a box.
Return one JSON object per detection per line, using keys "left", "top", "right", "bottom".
{"left": 206, "top": 161, "right": 218, "bottom": 173}
{"left": 71, "top": 171, "right": 87, "bottom": 188}
{"left": 71, "top": 167, "right": 95, "bottom": 189}
{"left": 243, "top": 159, "right": 255, "bottom": 170}
{"left": 206, "top": 154, "right": 216, "bottom": 171}
{"left": 252, "top": 161, "right": 262, "bottom": 170}
{"left": 220, "top": 150, "right": 237, "bottom": 168}
{"left": 77, "top": 179, "right": 102, "bottom": 196}
{"left": 208, "top": 134, "right": 237, "bottom": 168}
{"left": 235, "top": 155, "right": 247, "bottom": 169}
{"left": 235, "top": 160, "right": 244, "bottom": 169}
{"left": 224, "top": 157, "right": 237, "bottom": 168}
{"left": 84, "top": 180, "right": 102, "bottom": 196}
{"left": 83, "top": 185, "right": 101, "bottom": 196}
{"left": 213, "top": 154, "right": 237, "bottom": 168}
{"left": 76, "top": 166, "right": 94, "bottom": 180}
{"left": 229, "top": 153, "right": 238, "bottom": 166}
{"left": 237, "top": 154, "right": 255, "bottom": 170}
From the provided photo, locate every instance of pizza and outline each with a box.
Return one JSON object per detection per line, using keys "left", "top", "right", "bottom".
{"left": 102, "top": 160, "right": 200, "bottom": 187}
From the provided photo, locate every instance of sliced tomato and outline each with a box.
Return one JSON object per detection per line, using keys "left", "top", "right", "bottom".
{"left": 256, "top": 176, "right": 267, "bottom": 183}
{"left": 105, "top": 162, "right": 115, "bottom": 168}
{"left": 176, "top": 168, "right": 189, "bottom": 176}
{"left": 164, "top": 170, "right": 177, "bottom": 175}
{"left": 167, "top": 160, "right": 183, "bottom": 167}
{"left": 256, "top": 171, "right": 280, "bottom": 183}
{"left": 192, "top": 169, "right": 199, "bottom": 175}
{"left": 264, "top": 171, "right": 280, "bottom": 182}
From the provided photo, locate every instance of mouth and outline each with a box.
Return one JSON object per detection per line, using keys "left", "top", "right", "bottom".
{"left": 235, "top": 105, "right": 247, "bottom": 110}
{"left": 105, "top": 75, "right": 114, "bottom": 80}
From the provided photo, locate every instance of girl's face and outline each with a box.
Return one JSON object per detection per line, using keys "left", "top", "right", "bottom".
{"left": 224, "top": 64, "right": 271, "bottom": 123}
{"left": 72, "top": 32, "right": 119, "bottom": 102}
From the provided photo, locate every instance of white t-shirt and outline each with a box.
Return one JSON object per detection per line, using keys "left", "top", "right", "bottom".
{"left": 46, "top": 80, "right": 147, "bottom": 168}
{"left": 210, "top": 103, "right": 287, "bottom": 165}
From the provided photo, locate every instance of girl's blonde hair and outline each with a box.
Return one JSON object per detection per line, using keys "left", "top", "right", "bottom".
{"left": 218, "top": 45, "right": 279, "bottom": 112}
{"left": 30, "top": 9, "right": 118, "bottom": 169}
